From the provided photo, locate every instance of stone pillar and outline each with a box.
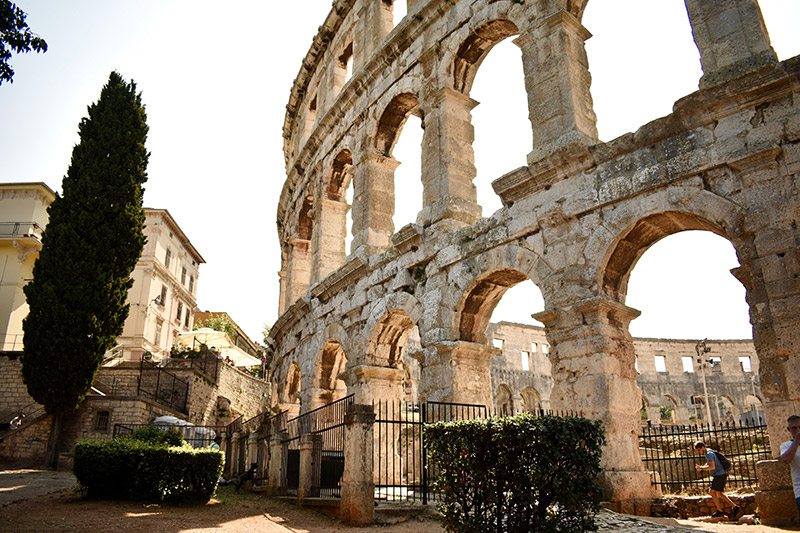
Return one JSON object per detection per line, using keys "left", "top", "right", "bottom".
{"left": 297, "top": 433, "right": 322, "bottom": 503}
{"left": 534, "top": 298, "right": 659, "bottom": 503}
{"left": 247, "top": 431, "right": 259, "bottom": 473}
{"left": 267, "top": 431, "right": 286, "bottom": 496}
{"left": 312, "top": 198, "right": 350, "bottom": 283}
{"left": 756, "top": 460, "right": 799, "bottom": 526}
{"left": 351, "top": 152, "right": 399, "bottom": 255}
{"left": 419, "top": 341, "right": 499, "bottom": 407}
{"left": 340, "top": 404, "right": 375, "bottom": 526}
{"left": 683, "top": 0, "right": 777, "bottom": 89}
{"left": 277, "top": 268, "right": 287, "bottom": 316}
{"left": 230, "top": 432, "right": 241, "bottom": 476}
{"left": 284, "top": 239, "right": 311, "bottom": 310}
{"left": 418, "top": 87, "right": 482, "bottom": 229}
{"left": 354, "top": 0, "right": 393, "bottom": 70}
{"left": 347, "top": 365, "right": 404, "bottom": 406}
{"left": 517, "top": 10, "right": 598, "bottom": 165}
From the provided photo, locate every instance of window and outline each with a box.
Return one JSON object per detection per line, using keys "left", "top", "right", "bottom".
{"left": 94, "top": 411, "right": 110, "bottom": 431}
{"left": 531, "top": 342, "right": 538, "bottom": 353}
{"left": 521, "top": 351, "right": 530, "bottom": 371}
{"left": 189, "top": 275, "right": 194, "bottom": 293}
{"left": 492, "top": 338, "right": 504, "bottom": 349}
{"left": 159, "top": 285, "right": 167, "bottom": 306}
{"left": 710, "top": 356, "right": 722, "bottom": 372}
{"left": 181, "top": 267, "right": 187, "bottom": 285}
{"left": 654, "top": 355, "right": 667, "bottom": 373}
{"left": 739, "top": 356, "right": 752, "bottom": 372}
{"left": 176, "top": 301, "right": 183, "bottom": 321}
{"left": 164, "top": 248, "right": 172, "bottom": 268}
{"left": 155, "top": 319, "right": 163, "bottom": 346}
{"left": 541, "top": 344, "right": 549, "bottom": 355}
{"left": 184, "top": 310, "right": 191, "bottom": 328}
{"left": 682, "top": 356, "right": 695, "bottom": 373}
{"left": 339, "top": 41, "right": 353, "bottom": 83}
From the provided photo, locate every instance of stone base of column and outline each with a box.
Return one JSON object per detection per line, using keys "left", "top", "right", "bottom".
{"left": 526, "top": 130, "right": 596, "bottom": 167}
{"left": 600, "top": 470, "right": 660, "bottom": 504}
{"left": 417, "top": 195, "right": 481, "bottom": 230}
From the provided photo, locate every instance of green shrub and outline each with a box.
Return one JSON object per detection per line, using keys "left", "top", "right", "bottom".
{"left": 122, "top": 424, "right": 184, "bottom": 446}
{"left": 73, "top": 437, "right": 223, "bottom": 503}
{"left": 424, "top": 414, "right": 605, "bottom": 533}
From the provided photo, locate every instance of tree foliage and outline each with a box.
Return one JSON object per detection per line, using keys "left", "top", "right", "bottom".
{"left": 194, "top": 314, "right": 237, "bottom": 339}
{"left": 22, "top": 71, "right": 148, "bottom": 420}
{"left": 0, "top": 0, "right": 47, "bottom": 85}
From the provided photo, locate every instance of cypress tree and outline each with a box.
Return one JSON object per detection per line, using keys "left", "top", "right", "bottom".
{"left": 21, "top": 71, "right": 148, "bottom": 467}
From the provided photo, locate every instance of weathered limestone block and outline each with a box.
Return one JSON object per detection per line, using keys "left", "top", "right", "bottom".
{"left": 756, "top": 460, "right": 799, "bottom": 526}
{"left": 340, "top": 404, "right": 375, "bottom": 526}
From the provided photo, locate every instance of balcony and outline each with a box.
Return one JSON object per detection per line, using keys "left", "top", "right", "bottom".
{"left": 0, "top": 222, "right": 43, "bottom": 241}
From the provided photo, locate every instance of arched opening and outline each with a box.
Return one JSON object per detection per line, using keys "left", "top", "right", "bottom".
{"left": 297, "top": 195, "right": 314, "bottom": 241}
{"left": 285, "top": 362, "right": 302, "bottom": 416}
{"left": 582, "top": 0, "right": 701, "bottom": 142}
{"left": 496, "top": 383, "right": 513, "bottom": 416}
{"left": 520, "top": 387, "right": 542, "bottom": 412}
{"left": 658, "top": 395, "right": 678, "bottom": 425}
{"left": 453, "top": 19, "right": 519, "bottom": 95}
{"left": 367, "top": 309, "right": 416, "bottom": 369}
{"left": 390, "top": 0, "right": 408, "bottom": 28}
{"left": 318, "top": 149, "right": 353, "bottom": 275}
{"left": 742, "top": 394, "right": 765, "bottom": 425}
{"left": 311, "top": 340, "right": 348, "bottom": 410}
{"left": 468, "top": 24, "right": 530, "bottom": 217}
{"left": 372, "top": 92, "right": 423, "bottom": 233}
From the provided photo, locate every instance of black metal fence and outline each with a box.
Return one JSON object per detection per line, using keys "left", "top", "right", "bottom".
{"left": 137, "top": 359, "right": 189, "bottom": 413}
{"left": 639, "top": 420, "right": 771, "bottom": 493}
{"left": 113, "top": 422, "right": 225, "bottom": 448}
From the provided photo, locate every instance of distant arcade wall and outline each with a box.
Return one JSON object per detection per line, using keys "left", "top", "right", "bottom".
{"left": 270, "top": 0, "right": 800, "bottom": 502}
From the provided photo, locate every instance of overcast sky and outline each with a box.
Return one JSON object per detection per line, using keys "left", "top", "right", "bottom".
{"left": 2, "top": 1, "right": 798, "bottom": 343}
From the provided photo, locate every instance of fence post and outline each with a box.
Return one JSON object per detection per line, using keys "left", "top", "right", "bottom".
{"left": 230, "top": 432, "right": 241, "bottom": 475}
{"left": 297, "top": 433, "right": 322, "bottom": 504}
{"left": 267, "top": 431, "right": 285, "bottom": 496}
{"left": 247, "top": 431, "right": 259, "bottom": 471}
{"left": 340, "top": 404, "right": 375, "bottom": 526}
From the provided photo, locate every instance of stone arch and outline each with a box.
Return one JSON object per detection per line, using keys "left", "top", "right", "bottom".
{"left": 311, "top": 340, "right": 348, "bottom": 409}
{"left": 599, "top": 207, "right": 741, "bottom": 303}
{"left": 453, "top": 19, "right": 519, "bottom": 94}
{"left": 716, "top": 394, "right": 737, "bottom": 422}
{"left": 326, "top": 149, "right": 353, "bottom": 202}
{"left": 375, "top": 92, "right": 419, "bottom": 156}
{"left": 285, "top": 362, "right": 302, "bottom": 405}
{"left": 367, "top": 309, "right": 417, "bottom": 369}
{"left": 496, "top": 383, "right": 514, "bottom": 416}
{"left": 458, "top": 268, "right": 529, "bottom": 344}
{"left": 297, "top": 195, "right": 314, "bottom": 240}
{"left": 520, "top": 386, "right": 542, "bottom": 412}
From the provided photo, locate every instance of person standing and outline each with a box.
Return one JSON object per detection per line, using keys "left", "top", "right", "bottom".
{"left": 695, "top": 440, "right": 741, "bottom": 519}
{"left": 778, "top": 415, "right": 800, "bottom": 515}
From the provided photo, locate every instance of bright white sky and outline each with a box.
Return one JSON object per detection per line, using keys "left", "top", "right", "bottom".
{"left": 2, "top": 1, "right": 798, "bottom": 343}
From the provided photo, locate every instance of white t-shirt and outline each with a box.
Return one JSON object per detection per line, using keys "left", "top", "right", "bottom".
{"left": 780, "top": 440, "right": 800, "bottom": 498}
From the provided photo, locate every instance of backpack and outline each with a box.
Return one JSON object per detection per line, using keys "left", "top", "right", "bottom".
{"left": 713, "top": 450, "right": 732, "bottom": 471}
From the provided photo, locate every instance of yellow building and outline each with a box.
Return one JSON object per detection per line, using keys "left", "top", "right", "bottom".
{"left": 0, "top": 183, "right": 56, "bottom": 353}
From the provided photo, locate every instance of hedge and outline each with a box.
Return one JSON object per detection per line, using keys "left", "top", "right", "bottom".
{"left": 424, "top": 413, "right": 605, "bottom": 533}
{"left": 73, "top": 428, "right": 223, "bottom": 503}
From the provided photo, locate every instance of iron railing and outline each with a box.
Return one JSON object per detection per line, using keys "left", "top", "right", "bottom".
{"left": 137, "top": 359, "right": 189, "bottom": 413}
{"left": 639, "top": 420, "right": 771, "bottom": 493}
{"left": 0, "top": 334, "right": 24, "bottom": 353}
{"left": 0, "top": 222, "right": 42, "bottom": 239}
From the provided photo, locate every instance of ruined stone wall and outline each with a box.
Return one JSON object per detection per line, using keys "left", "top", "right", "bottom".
{"left": 0, "top": 356, "right": 45, "bottom": 421}
{"left": 270, "top": 0, "right": 800, "bottom": 502}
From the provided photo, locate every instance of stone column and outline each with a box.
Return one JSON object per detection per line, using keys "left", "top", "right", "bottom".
{"left": 354, "top": 0, "right": 393, "bottom": 70}
{"left": 347, "top": 365, "right": 404, "bottom": 406}
{"left": 267, "top": 431, "right": 286, "bottom": 497}
{"left": 418, "top": 87, "right": 482, "bottom": 229}
{"left": 297, "top": 433, "right": 322, "bottom": 503}
{"left": 517, "top": 11, "right": 598, "bottom": 165}
{"left": 534, "top": 298, "right": 659, "bottom": 503}
{"left": 284, "top": 239, "right": 311, "bottom": 310}
{"left": 230, "top": 432, "right": 241, "bottom": 476}
{"left": 340, "top": 404, "right": 375, "bottom": 526}
{"left": 351, "top": 152, "right": 399, "bottom": 255}
{"left": 683, "top": 0, "right": 777, "bottom": 89}
{"left": 312, "top": 198, "right": 350, "bottom": 283}
{"left": 419, "top": 341, "right": 499, "bottom": 407}
{"left": 246, "top": 431, "right": 258, "bottom": 472}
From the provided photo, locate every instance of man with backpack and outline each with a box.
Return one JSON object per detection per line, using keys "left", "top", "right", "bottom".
{"left": 695, "top": 440, "right": 742, "bottom": 520}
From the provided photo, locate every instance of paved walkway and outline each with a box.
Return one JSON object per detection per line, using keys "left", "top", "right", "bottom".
{"left": 0, "top": 469, "right": 77, "bottom": 506}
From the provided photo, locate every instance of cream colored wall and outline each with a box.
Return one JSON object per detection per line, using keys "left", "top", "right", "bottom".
{"left": 0, "top": 183, "right": 55, "bottom": 347}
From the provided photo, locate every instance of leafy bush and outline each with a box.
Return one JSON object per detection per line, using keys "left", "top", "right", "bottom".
{"left": 122, "top": 424, "right": 184, "bottom": 446}
{"left": 74, "top": 434, "right": 223, "bottom": 503}
{"left": 425, "top": 413, "right": 605, "bottom": 533}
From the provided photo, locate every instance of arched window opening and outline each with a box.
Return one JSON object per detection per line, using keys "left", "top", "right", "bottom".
{"left": 582, "top": 0, "right": 701, "bottom": 142}
{"left": 624, "top": 230, "right": 749, "bottom": 340}
{"left": 391, "top": 114, "right": 423, "bottom": 231}
{"left": 520, "top": 387, "right": 542, "bottom": 413}
{"left": 742, "top": 394, "right": 764, "bottom": 425}
{"left": 297, "top": 195, "right": 314, "bottom": 241}
{"left": 399, "top": 325, "right": 421, "bottom": 403}
{"left": 490, "top": 279, "right": 545, "bottom": 328}
{"left": 470, "top": 37, "right": 530, "bottom": 218}
{"left": 368, "top": 309, "right": 415, "bottom": 369}
{"left": 340, "top": 41, "right": 354, "bottom": 84}
{"left": 302, "top": 94, "right": 317, "bottom": 145}
{"left": 496, "top": 384, "right": 514, "bottom": 416}
{"left": 312, "top": 340, "right": 348, "bottom": 410}
{"left": 391, "top": 0, "right": 408, "bottom": 28}
{"left": 285, "top": 363, "right": 302, "bottom": 407}
{"left": 658, "top": 396, "right": 677, "bottom": 425}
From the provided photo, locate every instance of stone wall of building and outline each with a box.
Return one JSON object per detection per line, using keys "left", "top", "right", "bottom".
{"left": 0, "top": 356, "right": 45, "bottom": 421}
{"left": 269, "top": 0, "right": 800, "bottom": 504}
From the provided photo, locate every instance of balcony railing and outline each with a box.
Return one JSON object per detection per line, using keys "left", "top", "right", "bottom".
{"left": 0, "top": 334, "right": 24, "bottom": 353}
{"left": 0, "top": 222, "right": 43, "bottom": 240}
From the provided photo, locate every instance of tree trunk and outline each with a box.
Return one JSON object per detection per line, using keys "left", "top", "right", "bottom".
{"left": 44, "top": 412, "right": 62, "bottom": 469}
